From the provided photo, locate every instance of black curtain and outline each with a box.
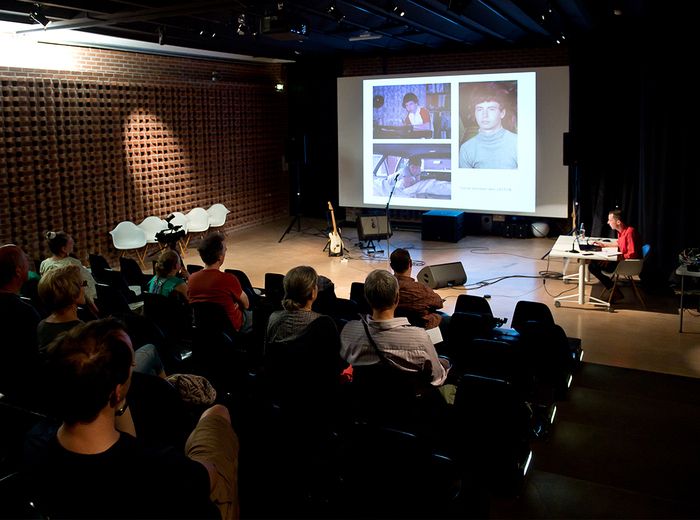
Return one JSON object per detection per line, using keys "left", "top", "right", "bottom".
{"left": 570, "top": 15, "right": 699, "bottom": 290}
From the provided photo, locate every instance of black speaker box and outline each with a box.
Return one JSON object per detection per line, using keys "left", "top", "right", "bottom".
{"left": 416, "top": 262, "right": 467, "bottom": 289}
{"left": 421, "top": 210, "right": 466, "bottom": 242}
{"left": 357, "top": 215, "right": 392, "bottom": 240}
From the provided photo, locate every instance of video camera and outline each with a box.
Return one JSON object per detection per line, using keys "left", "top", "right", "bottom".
{"left": 155, "top": 214, "right": 186, "bottom": 248}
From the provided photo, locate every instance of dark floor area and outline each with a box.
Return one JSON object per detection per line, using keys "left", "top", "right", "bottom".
{"left": 491, "top": 362, "right": 700, "bottom": 518}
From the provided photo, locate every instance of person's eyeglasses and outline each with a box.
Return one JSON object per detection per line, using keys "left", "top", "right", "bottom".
{"left": 78, "top": 280, "right": 88, "bottom": 287}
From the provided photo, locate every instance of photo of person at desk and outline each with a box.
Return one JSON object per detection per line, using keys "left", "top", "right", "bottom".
{"left": 588, "top": 209, "right": 643, "bottom": 302}
{"left": 372, "top": 84, "right": 448, "bottom": 139}
{"left": 458, "top": 81, "right": 518, "bottom": 169}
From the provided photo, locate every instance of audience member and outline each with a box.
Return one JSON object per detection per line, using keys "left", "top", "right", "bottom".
{"left": 0, "top": 244, "right": 41, "bottom": 404}
{"left": 188, "top": 233, "right": 251, "bottom": 334}
{"left": 40, "top": 231, "right": 98, "bottom": 316}
{"left": 340, "top": 269, "right": 448, "bottom": 386}
{"left": 265, "top": 266, "right": 348, "bottom": 377}
{"left": 390, "top": 248, "right": 449, "bottom": 333}
{"left": 37, "top": 265, "right": 165, "bottom": 378}
{"left": 148, "top": 249, "right": 189, "bottom": 301}
{"left": 23, "top": 318, "right": 240, "bottom": 520}
{"left": 36, "top": 265, "right": 85, "bottom": 350}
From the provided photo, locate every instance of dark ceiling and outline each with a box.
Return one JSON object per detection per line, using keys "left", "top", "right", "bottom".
{"left": 0, "top": 0, "right": 651, "bottom": 61}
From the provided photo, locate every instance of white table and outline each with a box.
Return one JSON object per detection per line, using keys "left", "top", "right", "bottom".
{"left": 676, "top": 265, "right": 700, "bottom": 332}
{"left": 549, "top": 235, "right": 621, "bottom": 310}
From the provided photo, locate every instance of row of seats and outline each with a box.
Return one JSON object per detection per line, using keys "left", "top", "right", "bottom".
{"left": 109, "top": 204, "right": 231, "bottom": 266}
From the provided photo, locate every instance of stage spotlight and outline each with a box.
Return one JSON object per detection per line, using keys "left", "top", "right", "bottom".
{"left": 274, "top": 83, "right": 285, "bottom": 92}
{"left": 29, "top": 5, "right": 50, "bottom": 27}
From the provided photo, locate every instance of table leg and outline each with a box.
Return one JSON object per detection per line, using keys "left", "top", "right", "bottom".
{"left": 679, "top": 274, "right": 685, "bottom": 333}
{"left": 578, "top": 260, "right": 586, "bottom": 305}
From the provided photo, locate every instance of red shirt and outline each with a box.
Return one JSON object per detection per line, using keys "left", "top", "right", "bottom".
{"left": 187, "top": 269, "right": 245, "bottom": 331}
{"left": 617, "top": 225, "right": 642, "bottom": 259}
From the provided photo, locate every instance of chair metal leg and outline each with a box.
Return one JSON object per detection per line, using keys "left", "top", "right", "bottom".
{"left": 629, "top": 277, "right": 646, "bottom": 308}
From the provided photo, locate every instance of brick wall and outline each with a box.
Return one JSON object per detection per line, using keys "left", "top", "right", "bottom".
{"left": 0, "top": 45, "right": 289, "bottom": 265}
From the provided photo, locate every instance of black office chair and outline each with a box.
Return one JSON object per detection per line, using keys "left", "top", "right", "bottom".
{"left": 119, "top": 256, "right": 151, "bottom": 292}
{"left": 186, "top": 263, "right": 203, "bottom": 275}
{"left": 349, "top": 281, "right": 371, "bottom": 316}
{"left": 88, "top": 253, "right": 112, "bottom": 284}
{"left": 452, "top": 373, "right": 533, "bottom": 496}
{"left": 95, "top": 282, "right": 132, "bottom": 318}
{"left": 264, "top": 272, "right": 285, "bottom": 311}
{"left": 337, "top": 421, "right": 468, "bottom": 518}
{"left": 454, "top": 294, "right": 494, "bottom": 316}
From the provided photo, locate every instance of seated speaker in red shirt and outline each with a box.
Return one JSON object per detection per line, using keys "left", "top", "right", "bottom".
{"left": 589, "top": 208, "right": 643, "bottom": 301}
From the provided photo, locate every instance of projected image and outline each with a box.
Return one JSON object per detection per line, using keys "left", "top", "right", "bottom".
{"left": 373, "top": 83, "right": 451, "bottom": 140}
{"left": 458, "top": 81, "right": 518, "bottom": 169}
{"left": 372, "top": 143, "right": 451, "bottom": 200}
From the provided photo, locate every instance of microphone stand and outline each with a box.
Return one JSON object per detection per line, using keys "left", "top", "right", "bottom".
{"left": 384, "top": 174, "right": 399, "bottom": 263}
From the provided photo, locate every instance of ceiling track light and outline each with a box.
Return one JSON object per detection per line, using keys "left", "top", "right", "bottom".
{"left": 28, "top": 4, "right": 50, "bottom": 27}
{"left": 392, "top": 4, "right": 405, "bottom": 17}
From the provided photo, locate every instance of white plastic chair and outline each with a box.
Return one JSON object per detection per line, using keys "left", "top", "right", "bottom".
{"left": 137, "top": 216, "right": 167, "bottom": 259}
{"left": 603, "top": 244, "right": 650, "bottom": 307}
{"left": 183, "top": 207, "right": 211, "bottom": 249}
{"left": 109, "top": 221, "right": 148, "bottom": 267}
{"left": 207, "top": 203, "right": 230, "bottom": 229}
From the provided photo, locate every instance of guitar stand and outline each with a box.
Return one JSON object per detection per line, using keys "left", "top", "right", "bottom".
{"left": 358, "top": 240, "right": 384, "bottom": 255}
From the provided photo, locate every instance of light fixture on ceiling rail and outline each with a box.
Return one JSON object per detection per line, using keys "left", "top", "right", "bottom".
{"left": 28, "top": 4, "right": 50, "bottom": 27}
{"left": 392, "top": 4, "right": 405, "bottom": 17}
{"left": 348, "top": 31, "right": 382, "bottom": 41}
{"left": 327, "top": 2, "right": 346, "bottom": 22}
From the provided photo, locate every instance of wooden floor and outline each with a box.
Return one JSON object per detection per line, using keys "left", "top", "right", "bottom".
{"left": 180, "top": 217, "right": 700, "bottom": 380}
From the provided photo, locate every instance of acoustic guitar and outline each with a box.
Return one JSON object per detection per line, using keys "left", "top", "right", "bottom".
{"left": 327, "top": 201, "right": 344, "bottom": 256}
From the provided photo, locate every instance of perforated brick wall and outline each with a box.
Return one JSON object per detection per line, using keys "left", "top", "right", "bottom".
{"left": 1, "top": 47, "right": 288, "bottom": 265}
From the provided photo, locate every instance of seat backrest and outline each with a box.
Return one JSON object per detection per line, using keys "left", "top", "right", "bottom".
{"left": 142, "top": 292, "right": 192, "bottom": 341}
{"left": 191, "top": 301, "right": 236, "bottom": 338}
{"left": 186, "top": 263, "right": 203, "bottom": 275}
{"left": 339, "top": 421, "right": 462, "bottom": 517}
{"left": 119, "top": 256, "right": 146, "bottom": 287}
{"left": 185, "top": 208, "right": 210, "bottom": 233}
{"left": 349, "top": 281, "right": 371, "bottom": 316}
{"left": 95, "top": 282, "right": 131, "bottom": 317}
{"left": 206, "top": 204, "right": 230, "bottom": 227}
{"left": 137, "top": 216, "right": 167, "bottom": 242}
{"left": 109, "top": 221, "right": 147, "bottom": 249}
{"left": 454, "top": 294, "right": 494, "bottom": 317}
{"left": 224, "top": 268, "right": 259, "bottom": 305}
{"left": 264, "top": 272, "right": 285, "bottom": 309}
{"left": 615, "top": 258, "right": 644, "bottom": 276}
{"left": 511, "top": 300, "right": 555, "bottom": 331}
{"left": 88, "top": 253, "right": 112, "bottom": 284}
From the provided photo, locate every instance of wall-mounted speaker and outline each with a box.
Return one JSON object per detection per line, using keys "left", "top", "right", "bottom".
{"left": 416, "top": 262, "right": 467, "bottom": 289}
{"left": 357, "top": 215, "right": 392, "bottom": 240}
